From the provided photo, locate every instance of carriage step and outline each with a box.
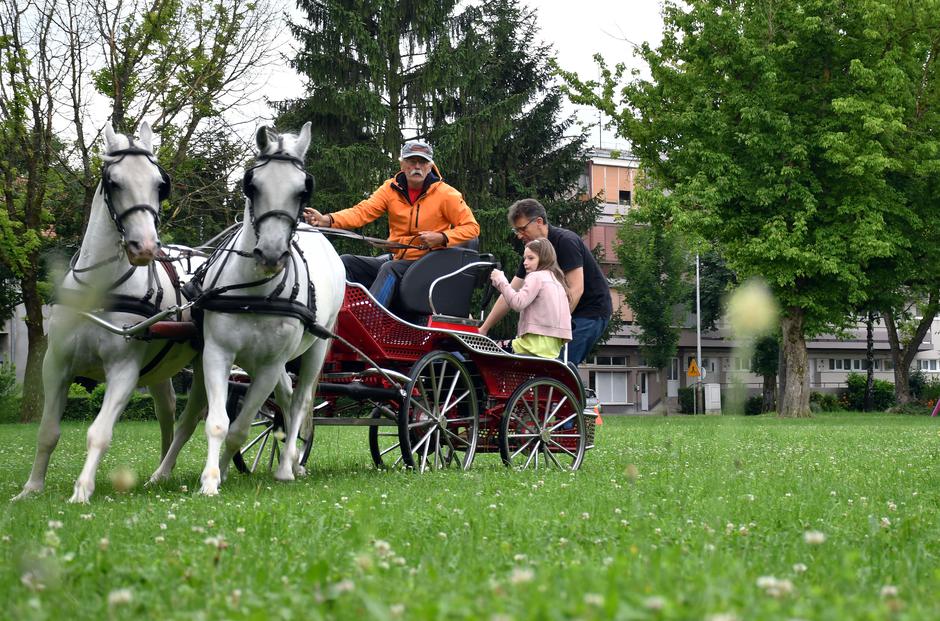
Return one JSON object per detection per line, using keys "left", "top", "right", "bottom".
{"left": 147, "top": 321, "right": 199, "bottom": 340}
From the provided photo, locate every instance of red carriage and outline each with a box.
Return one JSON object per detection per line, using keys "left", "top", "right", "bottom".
{"left": 228, "top": 240, "right": 594, "bottom": 473}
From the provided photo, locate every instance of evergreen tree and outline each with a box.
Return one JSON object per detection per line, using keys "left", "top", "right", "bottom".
{"left": 280, "top": 0, "right": 599, "bottom": 287}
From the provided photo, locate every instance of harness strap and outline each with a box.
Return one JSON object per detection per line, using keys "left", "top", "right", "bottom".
{"left": 197, "top": 296, "right": 323, "bottom": 336}
{"left": 139, "top": 340, "right": 176, "bottom": 377}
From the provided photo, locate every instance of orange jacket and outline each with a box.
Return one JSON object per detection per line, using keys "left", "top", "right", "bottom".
{"left": 330, "top": 167, "right": 479, "bottom": 260}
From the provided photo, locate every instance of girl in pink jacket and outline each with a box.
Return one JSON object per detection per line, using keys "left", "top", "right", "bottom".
{"left": 489, "top": 238, "right": 573, "bottom": 358}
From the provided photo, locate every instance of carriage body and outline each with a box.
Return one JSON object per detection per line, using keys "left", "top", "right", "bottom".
{"left": 234, "top": 281, "right": 592, "bottom": 472}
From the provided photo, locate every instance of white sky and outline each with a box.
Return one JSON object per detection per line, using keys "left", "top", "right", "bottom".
{"left": 231, "top": 0, "right": 666, "bottom": 153}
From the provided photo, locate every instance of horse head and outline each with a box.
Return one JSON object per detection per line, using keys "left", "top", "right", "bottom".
{"left": 101, "top": 122, "right": 169, "bottom": 265}
{"left": 242, "top": 122, "right": 313, "bottom": 274}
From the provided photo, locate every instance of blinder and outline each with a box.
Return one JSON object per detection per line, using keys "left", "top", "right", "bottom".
{"left": 101, "top": 147, "right": 171, "bottom": 237}
{"left": 241, "top": 153, "right": 314, "bottom": 235}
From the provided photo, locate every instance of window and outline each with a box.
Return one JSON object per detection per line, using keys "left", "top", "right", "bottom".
{"left": 618, "top": 190, "right": 631, "bottom": 206}
{"left": 884, "top": 359, "right": 894, "bottom": 371}
{"left": 595, "top": 356, "right": 627, "bottom": 367}
{"left": 591, "top": 371, "right": 628, "bottom": 403}
{"left": 668, "top": 358, "right": 679, "bottom": 381}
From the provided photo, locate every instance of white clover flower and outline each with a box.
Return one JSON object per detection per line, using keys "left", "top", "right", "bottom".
{"left": 43, "top": 530, "right": 60, "bottom": 548}
{"left": 581, "top": 512, "right": 590, "bottom": 520}
{"left": 880, "top": 517, "right": 891, "bottom": 528}
{"left": 390, "top": 603, "right": 404, "bottom": 616}
{"left": 236, "top": 527, "right": 246, "bottom": 534}
{"left": 155, "top": 536, "right": 164, "bottom": 543}
{"left": 107, "top": 588, "right": 133, "bottom": 606}
{"left": 99, "top": 538, "right": 110, "bottom": 551}
{"left": 705, "top": 614, "right": 740, "bottom": 621}
{"left": 80, "top": 514, "right": 93, "bottom": 521}
{"left": 331, "top": 579, "right": 355, "bottom": 595}
{"left": 509, "top": 567, "right": 534, "bottom": 585}
{"left": 880, "top": 585, "right": 899, "bottom": 598}
{"left": 584, "top": 593, "right": 604, "bottom": 606}
{"left": 887, "top": 502, "right": 897, "bottom": 512}
{"left": 643, "top": 596, "right": 666, "bottom": 611}
{"left": 47, "top": 520, "right": 63, "bottom": 530}
{"left": 803, "top": 530, "right": 826, "bottom": 545}
{"left": 792, "top": 563, "right": 808, "bottom": 573}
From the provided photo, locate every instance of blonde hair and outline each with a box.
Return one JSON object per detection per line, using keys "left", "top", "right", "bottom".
{"left": 525, "top": 238, "right": 570, "bottom": 301}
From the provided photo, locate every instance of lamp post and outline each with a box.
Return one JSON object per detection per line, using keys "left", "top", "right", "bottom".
{"left": 696, "top": 254, "right": 703, "bottom": 413}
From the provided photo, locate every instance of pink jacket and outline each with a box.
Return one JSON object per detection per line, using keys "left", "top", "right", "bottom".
{"left": 495, "top": 270, "right": 572, "bottom": 340}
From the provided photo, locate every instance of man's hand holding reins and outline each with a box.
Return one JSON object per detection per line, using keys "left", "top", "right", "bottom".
{"left": 303, "top": 208, "right": 332, "bottom": 227}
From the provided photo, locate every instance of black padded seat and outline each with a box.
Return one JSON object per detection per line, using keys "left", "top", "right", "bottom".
{"left": 396, "top": 242, "right": 494, "bottom": 319}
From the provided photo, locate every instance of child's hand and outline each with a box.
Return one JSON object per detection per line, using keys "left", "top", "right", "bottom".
{"left": 489, "top": 269, "right": 505, "bottom": 286}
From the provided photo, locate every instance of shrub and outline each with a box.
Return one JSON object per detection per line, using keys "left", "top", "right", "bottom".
{"left": 122, "top": 392, "right": 154, "bottom": 421}
{"left": 889, "top": 402, "right": 932, "bottom": 416}
{"left": 919, "top": 377, "right": 940, "bottom": 405}
{"left": 810, "top": 391, "right": 840, "bottom": 412}
{"left": 0, "top": 364, "right": 20, "bottom": 423}
{"left": 744, "top": 394, "right": 764, "bottom": 415}
{"left": 845, "top": 373, "right": 896, "bottom": 411}
{"left": 678, "top": 387, "right": 694, "bottom": 414}
{"left": 909, "top": 369, "right": 927, "bottom": 400}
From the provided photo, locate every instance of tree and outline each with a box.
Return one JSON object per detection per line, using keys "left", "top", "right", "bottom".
{"left": 560, "top": 0, "right": 940, "bottom": 416}
{"left": 0, "top": 0, "right": 279, "bottom": 420}
{"left": 282, "top": 0, "right": 601, "bottom": 339}
{"left": 751, "top": 334, "right": 779, "bottom": 413}
{"left": 616, "top": 185, "right": 689, "bottom": 414}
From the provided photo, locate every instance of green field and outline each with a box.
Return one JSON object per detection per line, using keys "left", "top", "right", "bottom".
{"left": 1, "top": 413, "right": 939, "bottom": 620}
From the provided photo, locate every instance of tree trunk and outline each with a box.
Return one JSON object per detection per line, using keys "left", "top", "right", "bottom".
{"left": 777, "top": 337, "right": 787, "bottom": 414}
{"left": 17, "top": 267, "right": 47, "bottom": 422}
{"left": 864, "top": 311, "right": 874, "bottom": 411}
{"left": 779, "top": 307, "right": 811, "bottom": 417}
{"left": 761, "top": 373, "right": 775, "bottom": 412}
{"left": 883, "top": 294, "right": 938, "bottom": 405}
{"left": 659, "top": 367, "right": 670, "bottom": 416}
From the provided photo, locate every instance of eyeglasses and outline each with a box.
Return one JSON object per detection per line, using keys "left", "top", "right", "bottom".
{"left": 512, "top": 218, "right": 538, "bottom": 234}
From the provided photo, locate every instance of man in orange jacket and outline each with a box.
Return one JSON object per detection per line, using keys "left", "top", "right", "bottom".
{"left": 304, "top": 140, "right": 479, "bottom": 307}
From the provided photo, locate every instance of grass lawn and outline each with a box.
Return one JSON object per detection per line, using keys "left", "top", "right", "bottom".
{"left": 1, "top": 412, "right": 939, "bottom": 620}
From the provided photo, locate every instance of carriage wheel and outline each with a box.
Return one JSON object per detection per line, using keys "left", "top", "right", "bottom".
{"left": 398, "top": 351, "right": 479, "bottom": 472}
{"left": 368, "top": 405, "right": 406, "bottom": 469}
{"left": 499, "top": 377, "right": 585, "bottom": 471}
{"left": 227, "top": 393, "right": 315, "bottom": 474}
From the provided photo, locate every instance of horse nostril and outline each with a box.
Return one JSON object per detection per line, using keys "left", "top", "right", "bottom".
{"left": 126, "top": 240, "right": 142, "bottom": 253}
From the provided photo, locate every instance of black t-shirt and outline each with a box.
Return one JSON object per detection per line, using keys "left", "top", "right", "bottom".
{"left": 515, "top": 225, "right": 612, "bottom": 319}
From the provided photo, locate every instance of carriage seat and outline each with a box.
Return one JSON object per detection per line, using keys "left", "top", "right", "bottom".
{"left": 394, "top": 240, "right": 496, "bottom": 325}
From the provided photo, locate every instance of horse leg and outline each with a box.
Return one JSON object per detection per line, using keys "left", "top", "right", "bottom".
{"left": 200, "top": 344, "right": 237, "bottom": 496}
{"left": 149, "top": 379, "right": 176, "bottom": 460}
{"left": 277, "top": 338, "right": 329, "bottom": 481}
{"left": 219, "top": 366, "right": 284, "bottom": 482}
{"left": 70, "top": 365, "right": 140, "bottom": 503}
{"left": 13, "top": 352, "right": 72, "bottom": 501}
{"left": 149, "top": 362, "right": 208, "bottom": 484}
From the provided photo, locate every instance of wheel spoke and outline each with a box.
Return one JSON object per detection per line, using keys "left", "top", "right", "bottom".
{"left": 524, "top": 442, "right": 539, "bottom": 469}
{"left": 547, "top": 411, "right": 577, "bottom": 433}
{"left": 547, "top": 438, "right": 578, "bottom": 459}
{"left": 543, "top": 395, "right": 569, "bottom": 429}
{"left": 440, "top": 390, "right": 471, "bottom": 417}
{"left": 543, "top": 444, "right": 564, "bottom": 468}
{"left": 510, "top": 436, "right": 537, "bottom": 460}
{"left": 442, "top": 427, "right": 469, "bottom": 448}
{"left": 251, "top": 430, "right": 271, "bottom": 472}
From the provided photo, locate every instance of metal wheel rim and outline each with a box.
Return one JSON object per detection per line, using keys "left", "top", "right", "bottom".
{"left": 398, "top": 351, "right": 479, "bottom": 472}
{"left": 499, "top": 377, "right": 585, "bottom": 471}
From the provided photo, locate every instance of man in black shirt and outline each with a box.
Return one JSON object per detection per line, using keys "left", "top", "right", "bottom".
{"left": 480, "top": 198, "right": 613, "bottom": 364}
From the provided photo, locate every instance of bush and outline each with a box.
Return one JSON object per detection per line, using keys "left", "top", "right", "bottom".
{"left": 844, "top": 373, "right": 896, "bottom": 411}
{"left": 889, "top": 402, "right": 932, "bottom": 416}
{"left": 678, "top": 387, "right": 694, "bottom": 414}
{"left": 810, "top": 391, "right": 840, "bottom": 412}
{"left": 909, "top": 369, "right": 927, "bottom": 400}
{"left": 744, "top": 394, "right": 764, "bottom": 415}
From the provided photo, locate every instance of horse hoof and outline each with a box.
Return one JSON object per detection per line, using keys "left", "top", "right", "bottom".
{"left": 200, "top": 473, "right": 220, "bottom": 496}
{"left": 274, "top": 468, "right": 295, "bottom": 482}
{"left": 68, "top": 488, "right": 93, "bottom": 504}
{"left": 11, "top": 485, "right": 43, "bottom": 502}
{"left": 293, "top": 465, "right": 307, "bottom": 478}
{"left": 146, "top": 471, "right": 170, "bottom": 486}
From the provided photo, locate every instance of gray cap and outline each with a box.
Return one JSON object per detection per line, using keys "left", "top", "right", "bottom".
{"left": 400, "top": 140, "right": 434, "bottom": 162}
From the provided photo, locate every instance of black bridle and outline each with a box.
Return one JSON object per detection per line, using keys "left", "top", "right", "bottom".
{"left": 100, "top": 147, "right": 171, "bottom": 239}
{"left": 241, "top": 153, "right": 313, "bottom": 238}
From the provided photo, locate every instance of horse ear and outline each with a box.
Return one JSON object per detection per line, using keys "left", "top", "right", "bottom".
{"left": 139, "top": 122, "right": 153, "bottom": 152}
{"left": 103, "top": 123, "right": 118, "bottom": 153}
{"left": 296, "top": 122, "right": 312, "bottom": 157}
{"left": 256, "top": 125, "right": 270, "bottom": 152}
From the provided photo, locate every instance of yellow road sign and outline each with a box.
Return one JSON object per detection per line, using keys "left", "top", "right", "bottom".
{"left": 687, "top": 358, "right": 701, "bottom": 377}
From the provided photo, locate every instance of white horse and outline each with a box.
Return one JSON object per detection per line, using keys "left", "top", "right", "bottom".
{"left": 13, "top": 123, "right": 208, "bottom": 503}
{"left": 152, "top": 122, "right": 344, "bottom": 495}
